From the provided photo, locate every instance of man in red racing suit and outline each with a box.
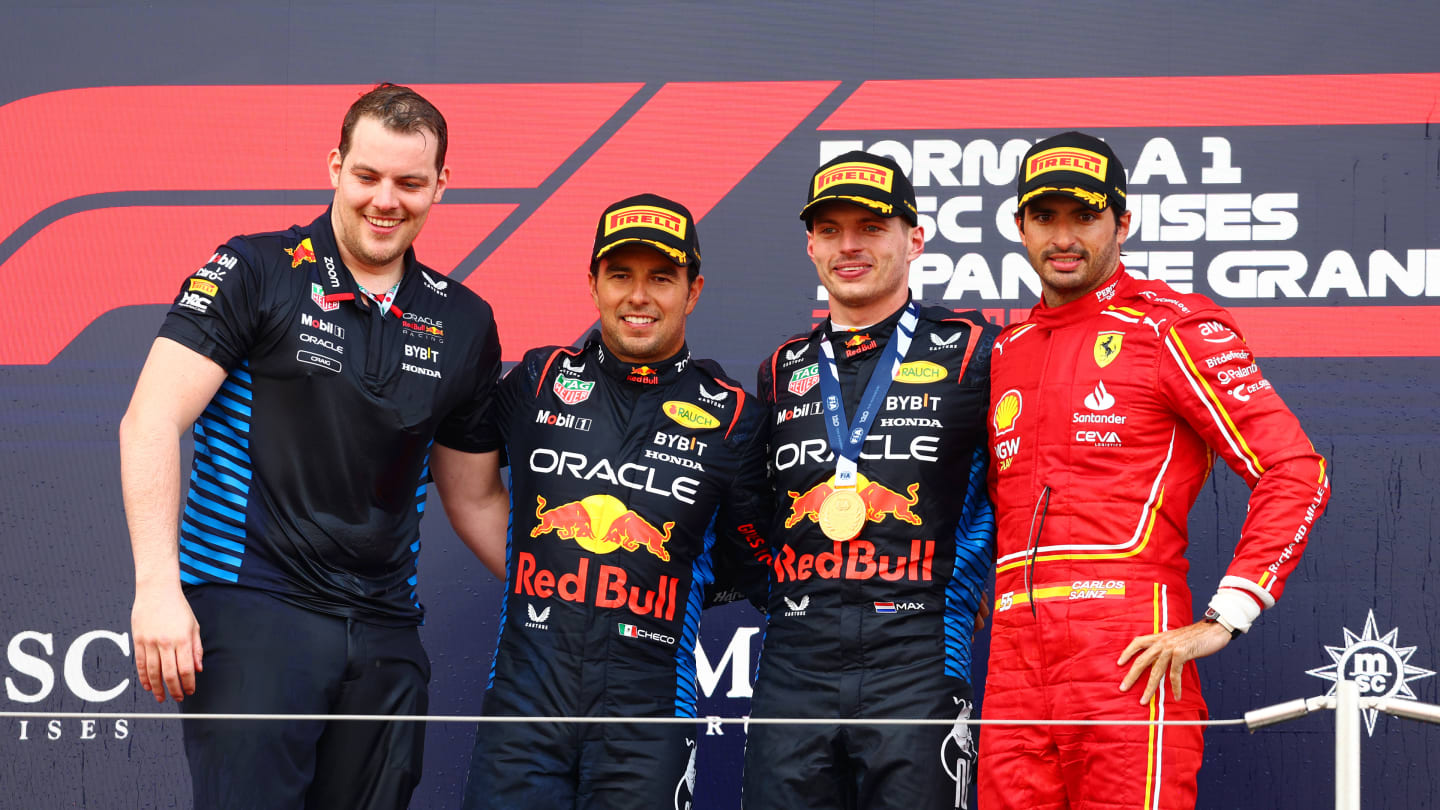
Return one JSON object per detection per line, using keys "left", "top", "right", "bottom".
{"left": 980, "top": 132, "right": 1331, "bottom": 809}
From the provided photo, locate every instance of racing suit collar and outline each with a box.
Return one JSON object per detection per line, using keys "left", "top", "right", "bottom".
{"left": 1027, "top": 266, "right": 1128, "bottom": 328}
{"left": 820, "top": 296, "right": 912, "bottom": 344}
{"left": 589, "top": 331, "right": 693, "bottom": 386}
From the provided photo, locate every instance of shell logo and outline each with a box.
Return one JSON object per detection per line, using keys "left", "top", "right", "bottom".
{"left": 993, "top": 389, "right": 1022, "bottom": 435}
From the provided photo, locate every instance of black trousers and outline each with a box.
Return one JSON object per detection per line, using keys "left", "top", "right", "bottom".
{"left": 181, "top": 586, "right": 430, "bottom": 810}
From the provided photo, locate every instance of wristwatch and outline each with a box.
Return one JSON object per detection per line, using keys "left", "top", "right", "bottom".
{"left": 1203, "top": 607, "right": 1243, "bottom": 639}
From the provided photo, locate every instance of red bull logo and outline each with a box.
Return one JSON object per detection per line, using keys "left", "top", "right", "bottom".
{"left": 628, "top": 365, "right": 660, "bottom": 384}
{"left": 285, "top": 237, "right": 316, "bottom": 268}
{"left": 772, "top": 538, "right": 935, "bottom": 583}
{"left": 785, "top": 475, "right": 922, "bottom": 529}
{"left": 530, "top": 494, "right": 674, "bottom": 561}
{"left": 514, "top": 553, "right": 680, "bottom": 621}
{"left": 844, "top": 333, "right": 877, "bottom": 357}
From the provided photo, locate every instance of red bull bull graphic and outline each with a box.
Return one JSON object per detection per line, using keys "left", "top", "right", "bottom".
{"left": 513, "top": 553, "right": 680, "bottom": 621}
{"left": 772, "top": 538, "right": 936, "bottom": 583}
{"left": 284, "top": 237, "right": 316, "bottom": 268}
{"left": 786, "top": 474, "right": 922, "bottom": 529}
{"left": 529, "top": 494, "right": 674, "bottom": 561}
{"left": 532, "top": 495, "right": 595, "bottom": 541}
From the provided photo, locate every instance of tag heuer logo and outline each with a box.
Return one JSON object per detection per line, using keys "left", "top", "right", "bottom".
{"left": 311, "top": 282, "right": 339, "bottom": 312}
{"left": 553, "top": 375, "right": 595, "bottom": 405}
{"left": 788, "top": 364, "right": 819, "bottom": 396}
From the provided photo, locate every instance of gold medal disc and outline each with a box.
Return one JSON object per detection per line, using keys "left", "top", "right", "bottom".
{"left": 818, "top": 488, "right": 866, "bottom": 542}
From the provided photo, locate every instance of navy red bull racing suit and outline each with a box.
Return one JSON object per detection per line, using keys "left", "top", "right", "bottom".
{"left": 980, "top": 268, "right": 1330, "bottom": 809}
{"left": 462, "top": 336, "right": 770, "bottom": 810}
{"left": 743, "top": 302, "right": 999, "bottom": 810}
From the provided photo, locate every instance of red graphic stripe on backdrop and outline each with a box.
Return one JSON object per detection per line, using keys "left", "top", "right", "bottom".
{"left": 0, "top": 204, "right": 513, "bottom": 365}
{"left": 821, "top": 74, "right": 1440, "bottom": 129}
{"left": 816, "top": 306, "right": 1440, "bottom": 358}
{"left": 465, "top": 81, "right": 839, "bottom": 357}
{"left": 0, "top": 83, "right": 639, "bottom": 246}
{"left": 1231, "top": 306, "right": 1440, "bottom": 358}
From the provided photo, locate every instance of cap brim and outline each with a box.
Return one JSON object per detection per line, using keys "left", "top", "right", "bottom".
{"left": 1017, "top": 185, "right": 1115, "bottom": 213}
{"left": 800, "top": 194, "right": 906, "bottom": 221}
{"left": 594, "top": 237, "right": 693, "bottom": 266}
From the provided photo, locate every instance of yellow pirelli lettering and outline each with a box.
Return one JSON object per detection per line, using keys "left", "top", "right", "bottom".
{"left": 814, "top": 162, "right": 894, "bottom": 194}
{"left": 1169, "top": 327, "right": 1265, "bottom": 474}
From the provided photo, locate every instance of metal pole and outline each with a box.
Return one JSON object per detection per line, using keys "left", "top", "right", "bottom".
{"left": 1334, "top": 678, "right": 1360, "bottom": 810}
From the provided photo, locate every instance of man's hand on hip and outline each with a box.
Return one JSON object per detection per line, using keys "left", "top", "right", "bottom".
{"left": 1117, "top": 621, "right": 1233, "bottom": 705}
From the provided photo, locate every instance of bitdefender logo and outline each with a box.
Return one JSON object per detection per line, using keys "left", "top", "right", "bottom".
{"left": 1306, "top": 610, "right": 1434, "bottom": 736}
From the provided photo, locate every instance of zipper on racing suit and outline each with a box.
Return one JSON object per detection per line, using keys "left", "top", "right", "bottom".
{"left": 1023, "top": 484, "right": 1052, "bottom": 618}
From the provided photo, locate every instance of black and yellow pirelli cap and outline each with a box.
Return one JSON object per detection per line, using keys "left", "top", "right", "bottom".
{"left": 800, "top": 150, "right": 919, "bottom": 227}
{"left": 593, "top": 193, "right": 701, "bottom": 270}
{"left": 1016, "top": 131, "right": 1127, "bottom": 214}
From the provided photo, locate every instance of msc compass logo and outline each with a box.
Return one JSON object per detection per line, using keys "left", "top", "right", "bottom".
{"left": 1306, "top": 609, "right": 1435, "bottom": 735}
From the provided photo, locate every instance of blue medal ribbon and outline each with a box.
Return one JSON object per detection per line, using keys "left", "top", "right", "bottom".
{"left": 816, "top": 302, "right": 919, "bottom": 488}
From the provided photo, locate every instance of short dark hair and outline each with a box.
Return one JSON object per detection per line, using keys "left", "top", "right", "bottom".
{"left": 337, "top": 83, "right": 447, "bottom": 173}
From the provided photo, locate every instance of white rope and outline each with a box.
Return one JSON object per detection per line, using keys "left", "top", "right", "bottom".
{"left": 0, "top": 711, "right": 1248, "bottom": 727}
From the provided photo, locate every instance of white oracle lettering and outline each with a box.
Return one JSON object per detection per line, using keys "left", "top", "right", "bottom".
{"left": 652, "top": 431, "right": 708, "bottom": 456}
{"left": 859, "top": 434, "right": 940, "bottom": 463}
{"left": 404, "top": 345, "right": 440, "bottom": 362}
{"left": 401, "top": 313, "right": 443, "bottom": 328}
{"left": 773, "top": 438, "right": 832, "bottom": 471}
{"left": 298, "top": 333, "right": 344, "bottom": 354}
{"left": 527, "top": 449, "right": 698, "bottom": 504}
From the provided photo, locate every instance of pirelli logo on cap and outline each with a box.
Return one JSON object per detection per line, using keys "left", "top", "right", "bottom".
{"left": 814, "top": 162, "right": 894, "bottom": 195}
{"left": 1025, "top": 147, "right": 1108, "bottom": 182}
{"left": 604, "top": 205, "right": 688, "bottom": 238}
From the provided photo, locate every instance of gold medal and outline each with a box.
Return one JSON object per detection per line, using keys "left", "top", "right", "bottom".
{"left": 818, "top": 488, "right": 866, "bottom": 542}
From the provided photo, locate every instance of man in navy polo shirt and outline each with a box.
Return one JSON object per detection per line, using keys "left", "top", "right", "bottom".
{"left": 119, "top": 83, "right": 507, "bottom": 809}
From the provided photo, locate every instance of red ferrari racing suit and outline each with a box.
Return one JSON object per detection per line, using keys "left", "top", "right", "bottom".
{"left": 979, "top": 268, "right": 1330, "bottom": 809}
